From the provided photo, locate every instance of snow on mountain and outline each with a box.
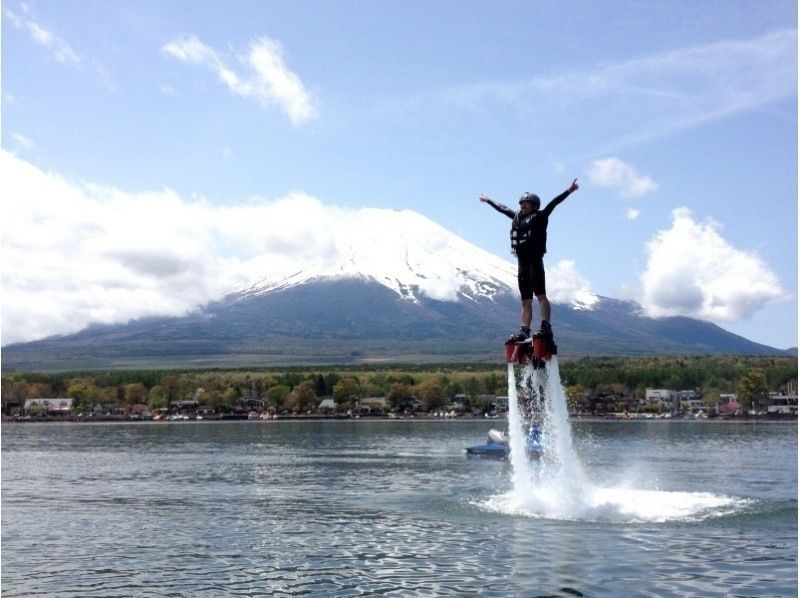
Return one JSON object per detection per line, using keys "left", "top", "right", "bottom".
{"left": 235, "top": 208, "right": 525, "bottom": 304}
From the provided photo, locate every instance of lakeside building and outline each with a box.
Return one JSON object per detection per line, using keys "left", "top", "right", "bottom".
{"left": 361, "top": 396, "right": 388, "bottom": 414}
{"left": 170, "top": 400, "right": 199, "bottom": 417}
{"left": 675, "top": 390, "right": 704, "bottom": 413}
{"left": 493, "top": 396, "right": 509, "bottom": 413}
{"left": 761, "top": 392, "right": 798, "bottom": 415}
{"left": 24, "top": 398, "right": 73, "bottom": 415}
{"left": 318, "top": 398, "right": 337, "bottom": 412}
{"left": 717, "top": 394, "right": 740, "bottom": 415}
{"left": 587, "top": 393, "right": 640, "bottom": 415}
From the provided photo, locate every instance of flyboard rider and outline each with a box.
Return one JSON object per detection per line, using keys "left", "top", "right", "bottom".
{"left": 480, "top": 178, "right": 579, "bottom": 343}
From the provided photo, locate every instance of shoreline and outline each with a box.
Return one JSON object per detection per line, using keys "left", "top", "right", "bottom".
{"left": 3, "top": 414, "right": 797, "bottom": 424}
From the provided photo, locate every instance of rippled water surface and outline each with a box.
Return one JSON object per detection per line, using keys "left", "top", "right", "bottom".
{"left": 2, "top": 419, "right": 796, "bottom": 596}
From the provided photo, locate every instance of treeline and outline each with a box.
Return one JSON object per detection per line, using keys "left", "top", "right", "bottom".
{"left": 559, "top": 355, "right": 796, "bottom": 395}
{"left": 1, "top": 367, "right": 509, "bottom": 414}
{"left": 2, "top": 355, "right": 796, "bottom": 414}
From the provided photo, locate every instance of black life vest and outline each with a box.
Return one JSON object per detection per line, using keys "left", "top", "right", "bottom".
{"left": 510, "top": 212, "right": 535, "bottom": 255}
{"left": 511, "top": 211, "right": 548, "bottom": 256}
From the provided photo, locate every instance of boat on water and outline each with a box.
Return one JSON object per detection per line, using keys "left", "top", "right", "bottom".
{"left": 465, "top": 427, "right": 544, "bottom": 458}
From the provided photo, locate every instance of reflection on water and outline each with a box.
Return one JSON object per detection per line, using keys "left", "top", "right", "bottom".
{"left": 2, "top": 420, "right": 797, "bottom": 597}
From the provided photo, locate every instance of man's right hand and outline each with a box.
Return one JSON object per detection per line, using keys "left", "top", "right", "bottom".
{"left": 479, "top": 194, "right": 491, "bottom": 203}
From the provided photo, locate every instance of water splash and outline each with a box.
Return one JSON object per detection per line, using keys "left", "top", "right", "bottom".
{"left": 483, "top": 358, "right": 748, "bottom": 523}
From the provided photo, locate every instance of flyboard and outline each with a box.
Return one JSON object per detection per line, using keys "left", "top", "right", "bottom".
{"left": 504, "top": 330, "right": 557, "bottom": 368}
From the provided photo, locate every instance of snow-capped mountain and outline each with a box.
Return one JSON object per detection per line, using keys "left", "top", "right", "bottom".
{"left": 2, "top": 208, "right": 786, "bottom": 370}
{"left": 234, "top": 208, "right": 520, "bottom": 303}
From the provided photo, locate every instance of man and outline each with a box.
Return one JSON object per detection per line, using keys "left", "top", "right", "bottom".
{"left": 480, "top": 178, "right": 579, "bottom": 342}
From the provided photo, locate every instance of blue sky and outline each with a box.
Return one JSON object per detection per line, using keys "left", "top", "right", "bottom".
{"left": 2, "top": 1, "right": 797, "bottom": 349}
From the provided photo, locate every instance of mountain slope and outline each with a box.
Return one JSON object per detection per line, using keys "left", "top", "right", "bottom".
{"left": 2, "top": 276, "right": 787, "bottom": 371}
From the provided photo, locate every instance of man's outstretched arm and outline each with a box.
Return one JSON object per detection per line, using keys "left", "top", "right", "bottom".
{"left": 541, "top": 179, "right": 579, "bottom": 217}
{"left": 480, "top": 194, "right": 515, "bottom": 218}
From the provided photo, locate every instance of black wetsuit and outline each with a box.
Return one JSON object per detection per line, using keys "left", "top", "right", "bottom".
{"left": 485, "top": 189, "right": 571, "bottom": 300}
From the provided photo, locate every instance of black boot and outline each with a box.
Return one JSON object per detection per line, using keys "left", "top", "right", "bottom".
{"left": 511, "top": 326, "right": 531, "bottom": 342}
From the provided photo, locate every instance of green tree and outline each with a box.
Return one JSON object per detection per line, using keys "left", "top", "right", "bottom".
{"left": 333, "top": 377, "right": 361, "bottom": 411}
{"left": 252, "top": 376, "right": 266, "bottom": 399}
{"left": 266, "top": 385, "right": 290, "bottom": 412}
{"left": 221, "top": 388, "right": 239, "bottom": 411}
{"left": 287, "top": 381, "right": 317, "bottom": 413}
{"left": 701, "top": 386, "right": 720, "bottom": 410}
{"left": 67, "top": 380, "right": 101, "bottom": 413}
{"left": 418, "top": 381, "right": 446, "bottom": 412}
{"left": 124, "top": 383, "right": 147, "bottom": 406}
{"left": 158, "top": 375, "right": 183, "bottom": 402}
{"left": 566, "top": 384, "right": 587, "bottom": 414}
{"left": 313, "top": 374, "right": 327, "bottom": 396}
{"left": 736, "top": 369, "right": 769, "bottom": 410}
{"left": 204, "top": 390, "right": 228, "bottom": 413}
{"left": 148, "top": 394, "right": 168, "bottom": 411}
{"left": 148, "top": 385, "right": 166, "bottom": 405}
{"left": 463, "top": 376, "right": 481, "bottom": 399}
{"left": 387, "top": 383, "right": 411, "bottom": 411}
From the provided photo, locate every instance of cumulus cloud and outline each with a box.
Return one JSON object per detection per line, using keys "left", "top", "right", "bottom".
{"left": 546, "top": 260, "right": 599, "bottom": 308}
{"left": 640, "top": 208, "right": 788, "bottom": 322}
{"left": 0, "top": 150, "right": 335, "bottom": 345}
{"left": 163, "top": 34, "right": 318, "bottom": 125}
{"left": 5, "top": 6, "right": 81, "bottom": 65}
{"left": 626, "top": 208, "right": 640, "bottom": 220}
{"left": 588, "top": 157, "right": 657, "bottom": 198}
{"left": 1, "top": 152, "right": 603, "bottom": 345}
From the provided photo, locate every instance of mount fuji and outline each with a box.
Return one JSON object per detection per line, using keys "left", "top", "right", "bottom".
{"left": 1, "top": 208, "right": 787, "bottom": 370}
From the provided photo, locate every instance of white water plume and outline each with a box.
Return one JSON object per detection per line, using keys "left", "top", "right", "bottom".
{"left": 482, "top": 358, "right": 748, "bottom": 523}
{"left": 505, "top": 363, "right": 533, "bottom": 502}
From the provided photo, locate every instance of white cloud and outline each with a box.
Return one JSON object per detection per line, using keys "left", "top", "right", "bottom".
{"left": 0, "top": 150, "right": 334, "bottom": 345}
{"left": 546, "top": 260, "right": 598, "bottom": 308}
{"left": 162, "top": 35, "right": 217, "bottom": 65}
{"left": 418, "top": 29, "right": 796, "bottom": 150}
{"left": 626, "top": 208, "right": 640, "bottom": 220}
{"left": 5, "top": 7, "right": 81, "bottom": 65}
{"left": 11, "top": 133, "right": 35, "bottom": 151}
{"left": 640, "top": 208, "right": 788, "bottom": 322}
{"left": 163, "top": 34, "right": 318, "bottom": 126}
{"left": 587, "top": 157, "right": 657, "bottom": 198}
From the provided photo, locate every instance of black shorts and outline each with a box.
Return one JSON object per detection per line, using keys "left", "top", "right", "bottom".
{"left": 517, "top": 254, "right": 546, "bottom": 300}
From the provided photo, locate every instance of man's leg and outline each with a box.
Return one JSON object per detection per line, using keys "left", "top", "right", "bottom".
{"left": 516, "top": 256, "right": 534, "bottom": 339}
{"left": 536, "top": 294, "right": 550, "bottom": 324}
{"left": 532, "top": 256, "right": 550, "bottom": 333}
{"left": 521, "top": 299, "right": 533, "bottom": 329}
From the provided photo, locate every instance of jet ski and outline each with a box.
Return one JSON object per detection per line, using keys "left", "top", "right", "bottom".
{"left": 465, "top": 427, "right": 543, "bottom": 458}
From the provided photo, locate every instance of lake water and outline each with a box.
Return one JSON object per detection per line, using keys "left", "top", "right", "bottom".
{"left": 2, "top": 418, "right": 796, "bottom": 597}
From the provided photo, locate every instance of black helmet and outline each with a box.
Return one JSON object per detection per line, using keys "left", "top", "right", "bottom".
{"left": 519, "top": 192, "right": 540, "bottom": 209}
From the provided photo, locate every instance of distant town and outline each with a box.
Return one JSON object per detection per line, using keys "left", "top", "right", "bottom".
{"left": 8, "top": 389, "right": 799, "bottom": 422}
{"left": 3, "top": 356, "right": 796, "bottom": 422}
